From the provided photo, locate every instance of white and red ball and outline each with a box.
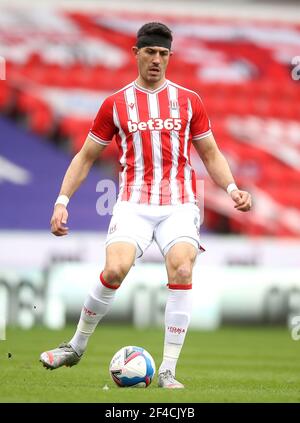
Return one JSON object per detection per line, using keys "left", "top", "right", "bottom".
{"left": 109, "top": 346, "right": 156, "bottom": 388}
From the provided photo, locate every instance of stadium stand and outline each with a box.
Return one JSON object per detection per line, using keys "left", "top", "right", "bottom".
{"left": 0, "top": 116, "right": 111, "bottom": 230}
{"left": 1, "top": 7, "right": 299, "bottom": 235}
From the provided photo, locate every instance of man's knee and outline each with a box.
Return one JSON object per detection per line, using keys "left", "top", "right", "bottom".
{"left": 176, "top": 265, "right": 192, "bottom": 282}
{"left": 173, "top": 264, "right": 192, "bottom": 284}
{"left": 167, "top": 262, "right": 193, "bottom": 285}
{"left": 102, "top": 265, "right": 129, "bottom": 288}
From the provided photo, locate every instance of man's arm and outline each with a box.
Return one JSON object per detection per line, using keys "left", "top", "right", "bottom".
{"left": 192, "top": 134, "right": 252, "bottom": 212}
{"left": 51, "top": 136, "right": 106, "bottom": 236}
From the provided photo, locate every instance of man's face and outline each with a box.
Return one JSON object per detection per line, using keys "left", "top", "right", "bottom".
{"left": 133, "top": 46, "right": 172, "bottom": 84}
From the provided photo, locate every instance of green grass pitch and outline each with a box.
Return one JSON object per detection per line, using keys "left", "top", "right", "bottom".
{"left": 1, "top": 325, "right": 300, "bottom": 403}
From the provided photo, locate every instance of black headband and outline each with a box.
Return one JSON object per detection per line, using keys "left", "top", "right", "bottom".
{"left": 136, "top": 34, "right": 172, "bottom": 50}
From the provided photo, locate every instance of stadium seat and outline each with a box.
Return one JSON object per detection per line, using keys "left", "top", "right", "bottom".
{"left": 0, "top": 83, "right": 12, "bottom": 110}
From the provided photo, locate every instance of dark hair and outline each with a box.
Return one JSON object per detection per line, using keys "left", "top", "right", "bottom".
{"left": 137, "top": 22, "right": 173, "bottom": 42}
{"left": 136, "top": 22, "right": 173, "bottom": 50}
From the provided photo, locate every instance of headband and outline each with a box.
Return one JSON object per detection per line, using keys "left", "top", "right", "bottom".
{"left": 136, "top": 34, "right": 172, "bottom": 50}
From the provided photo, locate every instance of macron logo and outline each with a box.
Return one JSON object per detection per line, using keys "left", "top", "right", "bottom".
{"left": 128, "top": 118, "right": 182, "bottom": 133}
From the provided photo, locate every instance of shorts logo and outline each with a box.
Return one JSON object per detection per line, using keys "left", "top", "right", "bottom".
{"left": 128, "top": 118, "right": 182, "bottom": 133}
{"left": 194, "top": 216, "right": 200, "bottom": 236}
{"left": 109, "top": 223, "right": 117, "bottom": 234}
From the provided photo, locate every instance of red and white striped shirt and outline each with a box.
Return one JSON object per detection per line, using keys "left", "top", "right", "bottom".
{"left": 89, "top": 79, "right": 212, "bottom": 205}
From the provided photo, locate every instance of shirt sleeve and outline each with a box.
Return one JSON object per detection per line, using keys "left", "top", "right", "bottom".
{"left": 88, "top": 96, "right": 116, "bottom": 146}
{"left": 190, "top": 93, "right": 212, "bottom": 141}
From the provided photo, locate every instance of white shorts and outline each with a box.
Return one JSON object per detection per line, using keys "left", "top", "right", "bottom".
{"left": 106, "top": 201, "right": 204, "bottom": 258}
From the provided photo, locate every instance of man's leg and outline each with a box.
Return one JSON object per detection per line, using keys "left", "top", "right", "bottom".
{"left": 40, "top": 242, "right": 136, "bottom": 369}
{"left": 158, "top": 241, "right": 197, "bottom": 388}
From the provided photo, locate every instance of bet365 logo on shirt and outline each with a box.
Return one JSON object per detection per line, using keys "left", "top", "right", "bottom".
{"left": 128, "top": 118, "right": 182, "bottom": 133}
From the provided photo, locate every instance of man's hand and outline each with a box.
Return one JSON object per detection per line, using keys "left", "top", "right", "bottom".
{"left": 50, "top": 205, "right": 69, "bottom": 236}
{"left": 230, "top": 189, "right": 252, "bottom": 212}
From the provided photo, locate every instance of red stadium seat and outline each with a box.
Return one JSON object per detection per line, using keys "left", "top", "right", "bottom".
{"left": 0, "top": 83, "right": 12, "bottom": 110}
{"left": 29, "top": 105, "right": 53, "bottom": 135}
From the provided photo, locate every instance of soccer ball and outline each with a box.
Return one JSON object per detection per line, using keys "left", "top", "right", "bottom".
{"left": 109, "top": 345, "right": 156, "bottom": 388}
